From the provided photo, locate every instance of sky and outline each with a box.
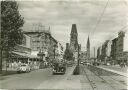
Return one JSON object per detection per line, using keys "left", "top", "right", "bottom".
{"left": 18, "top": 0, "right": 128, "bottom": 56}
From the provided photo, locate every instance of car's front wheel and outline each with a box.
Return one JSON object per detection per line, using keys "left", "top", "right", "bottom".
{"left": 17, "top": 71, "right": 21, "bottom": 73}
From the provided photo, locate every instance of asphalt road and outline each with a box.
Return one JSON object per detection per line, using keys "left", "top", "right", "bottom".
{"left": 0, "top": 68, "right": 53, "bottom": 89}
{"left": 0, "top": 65, "right": 127, "bottom": 90}
{"left": 0, "top": 66, "right": 81, "bottom": 89}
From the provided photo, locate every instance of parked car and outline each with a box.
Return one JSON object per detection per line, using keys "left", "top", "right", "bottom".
{"left": 17, "top": 64, "right": 31, "bottom": 73}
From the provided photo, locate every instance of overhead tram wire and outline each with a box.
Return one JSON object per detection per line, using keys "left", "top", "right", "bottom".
{"left": 90, "top": 0, "right": 110, "bottom": 37}
{"left": 109, "top": 25, "right": 128, "bottom": 40}
{"left": 123, "top": 0, "right": 128, "bottom": 6}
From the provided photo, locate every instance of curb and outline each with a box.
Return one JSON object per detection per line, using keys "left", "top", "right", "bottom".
{"left": 98, "top": 66, "right": 128, "bottom": 77}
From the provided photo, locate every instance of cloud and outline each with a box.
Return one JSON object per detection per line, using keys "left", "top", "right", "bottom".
{"left": 18, "top": 0, "right": 127, "bottom": 56}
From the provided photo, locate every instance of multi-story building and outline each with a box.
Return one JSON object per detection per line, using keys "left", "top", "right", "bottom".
{"left": 79, "top": 51, "right": 87, "bottom": 62}
{"left": 11, "top": 34, "right": 31, "bottom": 61}
{"left": 106, "top": 40, "right": 112, "bottom": 58}
{"left": 97, "top": 47, "right": 101, "bottom": 61}
{"left": 123, "top": 31, "right": 128, "bottom": 64}
{"left": 6, "top": 34, "right": 32, "bottom": 69}
{"left": 123, "top": 51, "right": 128, "bottom": 64}
{"left": 116, "top": 31, "right": 125, "bottom": 63}
{"left": 101, "top": 40, "right": 109, "bottom": 63}
{"left": 124, "top": 31, "right": 128, "bottom": 52}
{"left": 110, "top": 31, "right": 125, "bottom": 64}
{"left": 24, "top": 26, "right": 58, "bottom": 63}
{"left": 111, "top": 38, "right": 118, "bottom": 62}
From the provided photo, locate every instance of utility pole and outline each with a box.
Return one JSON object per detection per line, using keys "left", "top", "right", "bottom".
{"left": 0, "top": 2, "right": 2, "bottom": 73}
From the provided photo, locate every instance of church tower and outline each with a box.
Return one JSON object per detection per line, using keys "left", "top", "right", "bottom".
{"left": 70, "top": 24, "right": 79, "bottom": 61}
{"left": 86, "top": 36, "right": 90, "bottom": 59}
{"left": 70, "top": 24, "right": 78, "bottom": 52}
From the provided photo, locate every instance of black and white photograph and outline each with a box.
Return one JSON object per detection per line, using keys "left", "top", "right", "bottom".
{"left": 0, "top": 0, "right": 128, "bottom": 89}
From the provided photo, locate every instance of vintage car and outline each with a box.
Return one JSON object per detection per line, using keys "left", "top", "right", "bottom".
{"left": 52, "top": 62, "right": 66, "bottom": 75}
{"left": 17, "top": 64, "right": 31, "bottom": 73}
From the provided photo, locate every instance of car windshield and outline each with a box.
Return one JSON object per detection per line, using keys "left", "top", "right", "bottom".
{"left": 21, "top": 65, "right": 27, "bottom": 66}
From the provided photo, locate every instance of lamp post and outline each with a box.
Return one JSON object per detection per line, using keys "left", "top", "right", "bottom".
{"left": 37, "top": 50, "right": 45, "bottom": 69}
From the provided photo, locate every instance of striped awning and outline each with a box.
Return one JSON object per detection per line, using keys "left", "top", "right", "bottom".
{"left": 11, "top": 51, "right": 40, "bottom": 59}
{"left": 11, "top": 51, "right": 29, "bottom": 58}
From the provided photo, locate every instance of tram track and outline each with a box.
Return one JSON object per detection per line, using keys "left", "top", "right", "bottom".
{"left": 81, "top": 65, "right": 117, "bottom": 90}
{"left": 81, "top": 65, "right": 96, "bottom": 90}
{"left": 87, "top": 65, "right": 127, "bottom": 86}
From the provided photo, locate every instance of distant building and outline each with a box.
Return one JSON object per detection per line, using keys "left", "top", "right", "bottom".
{"left": 106, "top": 40, "right": 112, "bottom": 57}
{"left": 123, "top": 51, "right": 128, "bottom": 64}
{"left": 79, "top": 51, "right": 87, "bottom": 62}
{"left": 116, "top": 31, "right": 125, "bottom": 63}
{"left": 101, "top": 40, "right": 109, "bottom": 63}
{"left": 97, "top": 47, "right": 101, "bottom": 61}
{"left": 111, "top": 38, "right": 118, "bottom": 63}
{"left": 123, "top": 31, "right": 128, "bottom": 51}
{"left": 123, "top": 31, "right": 128, "bottom": 64}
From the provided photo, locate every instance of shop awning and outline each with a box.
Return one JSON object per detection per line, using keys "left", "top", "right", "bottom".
{"left": 11, "top": 51, "right": 40, "bottom": 59}
{"left": 11, "top": 51, "right": 28, "bottom": 58}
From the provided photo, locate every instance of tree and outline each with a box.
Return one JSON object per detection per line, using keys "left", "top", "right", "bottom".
{"left": 63, "top": 48, "right": 74, "bottom": 61}
{"left": 0, "top": 1, "right": 24, "bottom": 73}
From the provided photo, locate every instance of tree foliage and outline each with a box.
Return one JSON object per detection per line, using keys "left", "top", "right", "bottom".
{"left": 1, "top": 1, "right": 24, "bottom": 51}
{"left": 63, "top": 48, "right": 74, "bottom": 61}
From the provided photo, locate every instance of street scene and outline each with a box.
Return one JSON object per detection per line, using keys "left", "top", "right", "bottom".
{"left": 0, "top": 0, "right": 128, "bottom": 90}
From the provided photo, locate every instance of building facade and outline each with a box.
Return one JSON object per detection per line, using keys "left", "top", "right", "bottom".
{"left": 116, "top": 31, "right": 125, "bottom": 63}
{"left": 111, "top": 38, "right": 118, "bottom": 62}
{"left": 97, "top": 47, "right": 101, "bottom": 61}
{"left": 11, "top": 34, "right": 31, "bottom": 61}
{"left": 101, "top": 40, "right": 109, "bottom": 64}
{"left": 24, "top": 28, "right": 58, "bottom": 63}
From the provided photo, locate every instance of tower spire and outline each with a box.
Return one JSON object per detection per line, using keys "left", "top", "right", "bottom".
{"left": 70, "top": 24, "right": 78, "bottom": 35}
{"left": 70, "top": 24, "right": 78, "bottom": 51}
{"left": 86, "top": 35, "right": 90, "bottom": 59}
{"left": 87, "top": 35, "right": 90, "bottom": 47}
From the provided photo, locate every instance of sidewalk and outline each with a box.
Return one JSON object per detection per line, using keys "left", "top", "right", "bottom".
{"left": 98, "top": 65, "right": 128, "bottom": 77}
{"left": 66, "top": 65, "right": 76, "bottom": 75}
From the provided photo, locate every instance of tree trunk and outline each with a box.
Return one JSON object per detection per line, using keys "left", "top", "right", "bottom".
{"left": 0, "top": 48, "right": 3, "bottom": 74}
{"left": 0, "top": 1, "right": 2, "bottom": 74}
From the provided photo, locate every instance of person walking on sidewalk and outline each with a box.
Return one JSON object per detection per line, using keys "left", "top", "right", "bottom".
{"left": 120, "top": 62, "right": 125, "bottom": 68}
